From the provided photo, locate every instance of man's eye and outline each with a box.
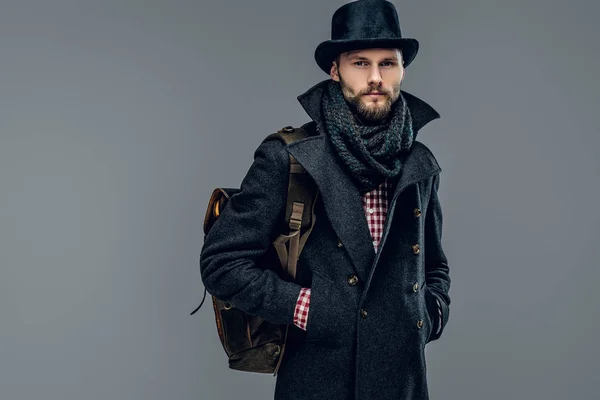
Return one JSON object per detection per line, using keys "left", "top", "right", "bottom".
{"left": 353, "top": 61, "right": 395, "bottom": 67}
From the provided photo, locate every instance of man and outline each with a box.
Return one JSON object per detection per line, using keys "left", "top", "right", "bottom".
{"left": 200, "top": 0, "right": 451, "bottom": 399}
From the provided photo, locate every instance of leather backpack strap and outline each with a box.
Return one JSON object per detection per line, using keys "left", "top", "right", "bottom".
{"left": 264, "top": 125, "right": 319, "bottom": 281}
{"left": 266, "top": 125, "right": 319, "bottom": 377}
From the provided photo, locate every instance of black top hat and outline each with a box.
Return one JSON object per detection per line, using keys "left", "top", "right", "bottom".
{"left": 314, "top": 0, "right": 419, "bottom": 74}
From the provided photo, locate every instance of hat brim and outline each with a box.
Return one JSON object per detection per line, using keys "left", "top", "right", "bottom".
{"left": 314, "top": 38, "right": 419, "bottom": 75}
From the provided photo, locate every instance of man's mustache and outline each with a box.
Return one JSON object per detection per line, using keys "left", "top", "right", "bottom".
{"left": 360, "top": 87, "right": 390, "bottom": 96}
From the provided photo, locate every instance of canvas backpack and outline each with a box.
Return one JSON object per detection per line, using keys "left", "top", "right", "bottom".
{"left": 190, "top": 124, "right": 319, "bottom": 376}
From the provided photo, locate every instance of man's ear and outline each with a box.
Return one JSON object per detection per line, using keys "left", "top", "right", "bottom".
{"left": 330, "top": 62, "right": 340, "bottom": 82}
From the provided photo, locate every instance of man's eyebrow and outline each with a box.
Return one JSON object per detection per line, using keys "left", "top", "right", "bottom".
{"left": 347, "top": 54, "right": 399, "bottom": 62}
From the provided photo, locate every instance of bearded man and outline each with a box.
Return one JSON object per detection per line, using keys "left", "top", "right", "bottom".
{"left": 200, "top": 1, "right": 452, "bottom": 399}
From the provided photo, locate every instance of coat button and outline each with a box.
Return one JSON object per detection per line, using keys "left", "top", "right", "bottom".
{"left": 337, "top": 238, "right": 343, "bottom": 248}
{"left": 417, "top": 319, "right": 424, "bottom": 329}
{"left": 348, "top": 274, "right": 359, "bottom": 286}
{"left": 360, "top": 309, "right": 368, "bottom": 318}
{"left": 414, "top": 208, "right": 422, "bottom": 217}
{"left": 412, "top": 244, "right": 420, "bottom": 254}
{"left": 413, "top": 282, "right": 419, "bottom": 292}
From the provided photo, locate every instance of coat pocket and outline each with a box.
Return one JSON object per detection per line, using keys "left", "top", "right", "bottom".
{"left": 424, "top": 286, "right": 439, "bottom": 343}
{"left": 304, "top": 269, "right": 339, "bottom": 344}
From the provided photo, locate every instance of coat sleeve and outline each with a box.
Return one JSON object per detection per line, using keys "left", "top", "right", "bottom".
{"left": 199, "top": 138, "right": 303, "bottom": 325}
{"left": 424, "top": 172, "right": 451, "bottom": 341}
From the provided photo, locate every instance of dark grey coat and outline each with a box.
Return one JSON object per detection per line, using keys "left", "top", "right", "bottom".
{"left": 200, "top": 79, "right": 451, "bottom": 400}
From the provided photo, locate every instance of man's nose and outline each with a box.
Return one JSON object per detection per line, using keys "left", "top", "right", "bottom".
{"left": 367, "top": 66, "right": 383, "bottom": 86}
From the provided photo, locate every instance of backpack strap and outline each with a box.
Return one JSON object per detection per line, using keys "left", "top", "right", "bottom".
{"left": 263, "top": 125, "right": 319, "bottom": 281}
{"left": 263, "top": 125, "right": 319, "bottom": 376}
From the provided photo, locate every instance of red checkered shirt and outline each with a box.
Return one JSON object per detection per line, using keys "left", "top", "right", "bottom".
{"left": 293, "top": 178, "right": 442, "bottom": 333}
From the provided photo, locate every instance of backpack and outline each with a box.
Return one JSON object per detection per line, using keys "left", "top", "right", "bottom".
{"left": 190, "top": 124, "right": 319, "bottom": 376}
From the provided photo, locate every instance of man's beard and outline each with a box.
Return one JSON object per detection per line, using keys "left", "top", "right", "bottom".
{"left": 339, "top": 79, "right": 401, "bottom": 125}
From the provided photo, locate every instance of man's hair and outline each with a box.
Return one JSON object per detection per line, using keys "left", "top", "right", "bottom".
{"left": 333, "top": 48, "right": 404, "bottom": 70}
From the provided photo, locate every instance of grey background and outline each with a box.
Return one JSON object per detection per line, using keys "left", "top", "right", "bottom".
{"left": 1, "top": 0, "right": 598, "bottom": 399}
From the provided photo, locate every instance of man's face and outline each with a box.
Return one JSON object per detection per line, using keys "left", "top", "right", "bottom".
{"left": 330, "top": 48, "right": 404, "bottom": 124}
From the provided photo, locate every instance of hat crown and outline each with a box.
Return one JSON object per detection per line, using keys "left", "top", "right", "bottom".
{"left": 331, "top": 0, "right": 402, "bottom": 41}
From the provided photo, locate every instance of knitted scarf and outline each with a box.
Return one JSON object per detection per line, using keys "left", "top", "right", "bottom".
{"left": 321, "top": 79, "right": 414, "bottom": 195}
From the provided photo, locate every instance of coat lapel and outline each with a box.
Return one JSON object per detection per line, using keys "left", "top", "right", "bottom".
{"left": 287, "top": 79, "right": 442, "bottom": 280}
{"left": 287, "top": 135, "right": 376, "bottom": 279}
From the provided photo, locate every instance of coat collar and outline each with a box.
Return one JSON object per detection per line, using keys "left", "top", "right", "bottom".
{"left": 286, "top": 79, "right": 442, "bottom": 280}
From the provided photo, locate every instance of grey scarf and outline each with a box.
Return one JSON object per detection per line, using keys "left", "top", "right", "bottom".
{"left": 321, "top": 79, "right": 414, "bottom": 195}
